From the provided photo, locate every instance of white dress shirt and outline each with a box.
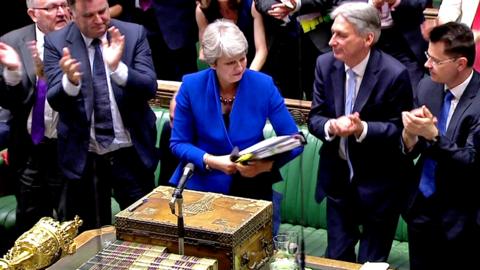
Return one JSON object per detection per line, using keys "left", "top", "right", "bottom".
{"left": 62, "top": 33, "right": 132, "bottom": 154}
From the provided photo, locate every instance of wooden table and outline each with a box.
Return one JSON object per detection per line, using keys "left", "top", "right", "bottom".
{"left": 49, "top": 226, "right": 366, "bottom": 270}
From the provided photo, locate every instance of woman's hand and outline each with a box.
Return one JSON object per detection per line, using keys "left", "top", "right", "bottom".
{"left": 205, "top": 154, "right": 237, "bottom": 175}
{"left": 236, "top": 160, "right": 273, "bottom": 178}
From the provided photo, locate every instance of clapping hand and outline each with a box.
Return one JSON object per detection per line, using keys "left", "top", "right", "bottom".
{"left": 402, "top": 106, "right": 438, "bottom": 141}
{"left": 27, "top": 40, "right": 44, "bottom": 78}
{"left": 102, "top": 26, "right": 125, "bottom": 71}
{"left": 60, "top": 47, "right": 82, "bottom": 85}
{"left": 372, "top": 0, "right": 396, "bottom": 8}
{"left": 329, "top": 112, "right": 364, "bottom": 138}
{"left": 0, "top": 42, "right": 21, "bottom": 71}
{"left": 267, "top": 0, "right": 296, "bottom": 20}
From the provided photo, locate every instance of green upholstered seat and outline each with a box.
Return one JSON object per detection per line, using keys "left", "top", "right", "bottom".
{"left": 267, "top": 125, "right": 409, "bottom": 270}
{"left": 0, "top": 195, "right": 16, "bottom": 231}
{"left": 0, "top": 107, "right": 410, "bottom": 269}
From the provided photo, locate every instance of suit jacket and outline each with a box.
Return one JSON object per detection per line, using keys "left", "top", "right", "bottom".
{"left": 405, "top": 72, "right": 480, "bottom": 239}
{"left": 438, "top": 0, "right": 480, "bottom": 27}
{"left": 390, "top": 0, "right": 428, "bottom": 65}
{"left": 308, "top": 48, "right": 413, "bottom": 212}
{"left": 256, "top": 0, "right": 343, "bottom": 52}
{"left": 170, "top": 68, "right": 303, "bottom": 194}
{"left": 151, "top": 0, "right": 197, "bottom": 50}
{"left": 0, "top": 107, "right": 10, "bottom": 150}
{"left": 43, "top": 20, "right": 158, "bottom": 179}
{"left": 0, "top": 24, "right": 41, "bottom": 171}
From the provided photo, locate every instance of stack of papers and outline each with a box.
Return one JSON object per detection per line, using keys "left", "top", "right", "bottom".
{"left": 232, "top": 133, "right": 306, "bottom": 163}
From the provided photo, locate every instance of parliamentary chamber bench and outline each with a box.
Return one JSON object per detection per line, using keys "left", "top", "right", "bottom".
{"left": 0, "top": 80, "right": 409, "bottom": 269}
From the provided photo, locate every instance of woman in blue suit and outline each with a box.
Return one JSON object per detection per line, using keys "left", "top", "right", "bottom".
{"left": 170, "top": 19, "right": 302, "bottom": 201}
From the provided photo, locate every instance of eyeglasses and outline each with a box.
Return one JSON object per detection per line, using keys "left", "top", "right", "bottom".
{"left": 424, "top": 51, "right": 457, "bottom": 66}
{"left": 33, "top": 3, "right": 68, "bottom": 13}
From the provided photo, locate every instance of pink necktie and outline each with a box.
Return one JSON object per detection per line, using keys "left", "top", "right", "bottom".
{"left": 140, "top": 0, "right": 152, "bottom": 11}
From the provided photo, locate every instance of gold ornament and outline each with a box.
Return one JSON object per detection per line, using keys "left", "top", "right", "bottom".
{"left": 0, "top": 215, "right": 82, "bottom": 270}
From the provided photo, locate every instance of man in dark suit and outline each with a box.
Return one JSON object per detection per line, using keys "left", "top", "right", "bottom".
{"left": 43, "top": 0, "right": 158, "bottom": 230}
{"left": 373, "top": 0, "right": 428, "bottom": 90}
{"left": 401, "top": 22, "right": 480, "bottom": 270}
{"left": 307, "top": 2, "right": 413, "bottom": 263}
{"left": 0, "top": 108, "right": 10, "bottom": 150}
{"left": 256, "top": 0, "right": 343, "bottom": 100}
{"left": 0, "top": 0, "right": 70, "bottom": 235}
{"left": 133, "top": 0, "right": 197, "bottom": 81}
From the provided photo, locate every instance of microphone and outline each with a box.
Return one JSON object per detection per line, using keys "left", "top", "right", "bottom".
{"left": 169, "top": 163, "right": 195, "bottom": 211}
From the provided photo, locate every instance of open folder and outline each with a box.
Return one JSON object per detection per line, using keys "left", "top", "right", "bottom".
{"left": 230, "top": 132, "right": 306, "bottom": 163}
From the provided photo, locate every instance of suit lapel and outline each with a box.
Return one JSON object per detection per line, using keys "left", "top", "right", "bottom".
{"left": 108, "top": 22, "right": 124, "bottom": 109}
{"left": 353, "top": 49, "right": 380, "bottom": 113}
{"left": 446, "top": 72, "right": 480, "bottom": 138}
{"left": 19, "top": 25, "right": 36, "bottom": 86}
{"left": 332, "top": 61, "right": 346, "bottom": 117}
{"left": 66, "top": 25, "right": 94, "bottom": 122}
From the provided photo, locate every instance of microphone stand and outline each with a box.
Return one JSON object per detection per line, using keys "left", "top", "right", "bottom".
{"left": 169, "top": 193, "right": 185, "bottom": 255}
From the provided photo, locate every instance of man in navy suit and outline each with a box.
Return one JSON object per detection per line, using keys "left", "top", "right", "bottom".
{"left": 256, "top": 0, "right": 345, "bottom": 100}
{"left": 136, "top": 0, "right": 198, "bottom": 81}
{"left": 402, "top": 22, "right": 480, "bottom": 270}
{"left": 307, "top": 2, "right": 413, "bottom": 263}
{"left": 43, "top": 0, "right": 158, "bottom": 230}
{"left": 373, "top": 0, "right": 428, "bottom": 90}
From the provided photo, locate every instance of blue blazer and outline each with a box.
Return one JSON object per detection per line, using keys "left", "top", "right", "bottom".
{"left": 170, "top": 68, "right": 303, "bottom": 194}
{"left": 43, "top": 20, "right": 158, "bottom": 179}
{"left": 308, "top": 48, "right": 413, "bottom": 209}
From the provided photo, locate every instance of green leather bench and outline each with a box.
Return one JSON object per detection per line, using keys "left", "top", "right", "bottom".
{"left": 271, "top": 125, "right": 410, "bottom": 270}
{"left": 0, "top": 107, "right": 409, "bottom": 270}
{"left": 0, "top": 108, "right": 170, "bottom": 253}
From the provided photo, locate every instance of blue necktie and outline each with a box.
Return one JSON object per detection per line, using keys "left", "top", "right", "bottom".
{"left": 92, "top": 39, "right": 114, "bottom": 148}
{"left": 31, "top": 78, "right": 47, "bottom": 145}
{"left": 419, "top": 90, "right": 454, "bottom": 197}
{"left": 344, "top": 69, "right": 356, "bottom": 180}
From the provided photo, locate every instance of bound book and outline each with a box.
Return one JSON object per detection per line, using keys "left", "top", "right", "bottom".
{"left": 231, "top": 132, "right": 306, "bottom": 163}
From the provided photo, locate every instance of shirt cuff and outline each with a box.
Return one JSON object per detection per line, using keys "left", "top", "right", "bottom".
{"left": 401, "top": 134, "right": 418, "bottom": 154}
{"left": 355, "top": 121, "right": 368, "bottom": 142}
{"left": 109, "top": 61, "right": 128, "bottom": 87}
{"left": 62, "top": 74, "right": 81, "bottom": 96}
{"left": 324, "top": 119, "right": 336, "bottom": 141}
{"left": 3, "top": 67, "right": 22, "bottom": 86}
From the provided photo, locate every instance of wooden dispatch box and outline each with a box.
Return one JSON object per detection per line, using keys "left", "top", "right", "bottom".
{"left": 115, "top": 186, "right": 273, "bottom": 270}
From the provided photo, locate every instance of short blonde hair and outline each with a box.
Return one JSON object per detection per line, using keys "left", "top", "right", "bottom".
{"left": 202, "top": 19, "right": 248, "bottom": 65}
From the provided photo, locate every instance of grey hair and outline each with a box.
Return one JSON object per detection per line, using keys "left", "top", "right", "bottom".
{"left": 202, "top": 19, "right": 248, "bottom": 65}
{"left": 26, "top": 0, "right": 35, "bottom": 8}
{"left": 331, "top": 2, "right": 381, "bottom": 44}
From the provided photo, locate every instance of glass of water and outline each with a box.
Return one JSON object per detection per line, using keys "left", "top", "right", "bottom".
{"left": 270, "top": 231, "right": 299, "bottom": 270}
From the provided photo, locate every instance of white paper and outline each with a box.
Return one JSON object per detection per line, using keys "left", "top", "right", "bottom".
{"left": 235, "top": 134, "right": 304, "bottom": 162}
{"left": 359, "top": 262, "right": 390, "bottom": 270}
